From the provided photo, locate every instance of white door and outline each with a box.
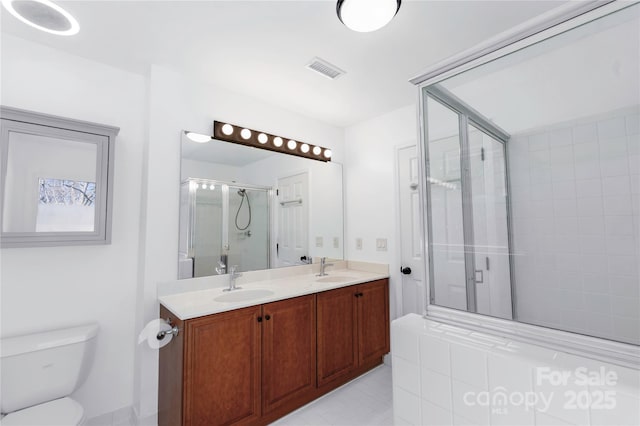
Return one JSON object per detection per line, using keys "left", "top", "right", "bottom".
{"left": 277, "top": 172, "right": 309, "bottom": 267}
{"left": 398, "top": 146, "right": 425, "bottom": 315}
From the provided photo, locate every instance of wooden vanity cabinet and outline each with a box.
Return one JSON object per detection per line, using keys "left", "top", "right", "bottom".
{"left": 160, "top": 295, "right": 316, "bottom": 426}
{"left": 183, "top": 305, "right": 262, "bottom": 426}
{"left": 159, "top": 279, "right": 389, "bottom": 426}
{"left": 317, "top": 279, "right": 390, "bottom": 388}
{"left": 261, "top": 295, "right": 316, "bottom": 417}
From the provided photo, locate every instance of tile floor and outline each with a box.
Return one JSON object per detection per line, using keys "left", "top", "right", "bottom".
{"left": 271, "top": 365, "right": 393, "bottom": 426}
{"left": 85, "top": 364, "right": 393, "bottom": 426}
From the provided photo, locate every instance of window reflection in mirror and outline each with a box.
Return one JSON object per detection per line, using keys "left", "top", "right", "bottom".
{"left": 3, "top": 132, "right": 97, "bottom": 233}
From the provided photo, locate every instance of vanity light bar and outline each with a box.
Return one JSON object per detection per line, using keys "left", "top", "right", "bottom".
{"left": 213, "top": 121, "right": 332, "bottom": 162}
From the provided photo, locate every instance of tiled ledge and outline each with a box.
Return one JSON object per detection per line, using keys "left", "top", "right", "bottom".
{"left": 391, "top": 314, "right": 640, "bottom": 426}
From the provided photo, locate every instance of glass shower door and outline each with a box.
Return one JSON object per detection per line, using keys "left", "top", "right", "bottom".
{"left": 227, "top": 185, "right": 270, "bottom": 272}
{"left": 193, "top": 182, "right": 224, "bottom": 278}
{"left": 468, "top": 125, "right": 513, "bottom": 320}
{"left": 426, "top": 96, "right": 468, "bottom": 311}
{"left": 179, "top": 179, "right": 271, "bottom": 278}
{"left": 425, "top": 88, "right": 514, "bottom": 318}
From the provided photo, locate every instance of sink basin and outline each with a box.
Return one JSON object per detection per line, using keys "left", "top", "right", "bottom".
{"left": 316, "top": 276, "right": 355, "bottom": 283}
{"left": 214, "top": 289, "right": 275, "bottom": 303}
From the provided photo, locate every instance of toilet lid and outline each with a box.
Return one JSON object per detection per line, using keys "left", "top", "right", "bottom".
{"left": 1, "top": 398, "right": 84, "bottom": 425}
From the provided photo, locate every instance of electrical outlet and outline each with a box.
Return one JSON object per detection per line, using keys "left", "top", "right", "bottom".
{"left": 356, "top": 238, "right": 362, "bottom": 250}
{"left": 376, "top": 238, "right": 387, "bottom": 251}
{"left": 333, "top": 237, "right": 339, "bottom": 248}
{"left": 316, "top": 236, "right": 323, "bottom": 248}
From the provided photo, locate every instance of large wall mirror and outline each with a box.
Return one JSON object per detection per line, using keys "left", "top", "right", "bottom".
{"left": 179, "top": 131, "right": 344, "bottom": 279}
{"left": 420, "top": 4, "right": 639, "bottom": 345}
{"left": 0, "top": 107, "right": 118, "bottom": 247}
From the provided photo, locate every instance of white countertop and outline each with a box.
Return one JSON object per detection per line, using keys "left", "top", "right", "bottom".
{"left": 159, "top": 266, "right": 389, "bottom": 320}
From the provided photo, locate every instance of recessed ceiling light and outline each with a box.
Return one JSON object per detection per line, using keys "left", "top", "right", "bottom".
{"left": 336, "top": 0, "right": 401, "bottom": 33}
{"left": 1, "top": 0, "right": 80, "bottom": 36}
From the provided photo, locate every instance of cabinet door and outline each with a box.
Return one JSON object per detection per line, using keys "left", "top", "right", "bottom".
{"left": 317, "top": 285, "right": 358, "bottom": 386}
{"left": 184, "top": 306, "right": 262, "bottom": 426}
{"left": 357, "top": 279, "right": 390, "bottom": 366}
{"left": 262, "top": 295, "right": 316, "bottom": 414}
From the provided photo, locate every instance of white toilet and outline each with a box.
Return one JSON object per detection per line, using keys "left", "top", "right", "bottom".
{"left": 0, "top": 323, "right": 98, "bottom": 425}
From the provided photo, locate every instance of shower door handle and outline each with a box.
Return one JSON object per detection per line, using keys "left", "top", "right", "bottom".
{"left": 474, "top": 270, "right": 483, "bottom": 284}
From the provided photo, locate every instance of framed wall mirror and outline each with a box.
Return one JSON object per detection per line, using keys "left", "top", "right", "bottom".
{"left": 0, "top": 106, "right": 118, "bottom": 247}
{"left": 179, "top": 131, "right": 344, "bottom": 279}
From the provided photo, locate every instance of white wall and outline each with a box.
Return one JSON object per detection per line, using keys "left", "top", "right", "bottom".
{"left": 344, "top": 104, "right": 417, "bottom": 321}
{"left": 135, "top": 64, "right": 345, "bottom": 419}
{"left": 0, "top": 35, "right": 146, "bottom": 418}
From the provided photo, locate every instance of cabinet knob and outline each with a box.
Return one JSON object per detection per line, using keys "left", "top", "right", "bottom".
{"left": 257, "top": 316, "right": 263, "bottom": 322}
{"left": 354, "top": 292, "right": 363, "bottom": 298}
{"left": 265, "top": 314, "right": 271, "bottom": 321}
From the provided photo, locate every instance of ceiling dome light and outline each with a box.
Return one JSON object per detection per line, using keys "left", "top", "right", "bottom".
{"left": 336, "top": 0, "right": 401, "bottom": 33}
{"left": 323, "top": 149, "right": 333, "bottom": 159}
{"left": 1, "top": 0, "right": 80, "bottom": 36}
{"left": 240, "top": 128, "right": 252, "bottom": 139}
{"left": 287, "top": 140, "right": 297, "bottom": 150}
{"left": 301, "top": 143, "right": 310, "bottom": 153}
{"left": 221, "top": 123, "right": 234, "bottom": 135}
{"left": 273, "top": 137, "right": 283, "bottom": 147}
{"left": 312, "top": 146, "right": 322, "bottom": 155}
{"left": 258, "top": 133, "right": 268, "bottom": 144}
{"left": 186, "top": 132, "right": 211, "bottom": 143}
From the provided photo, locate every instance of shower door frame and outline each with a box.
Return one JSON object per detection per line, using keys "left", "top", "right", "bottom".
{"left": 423, "top": 85, "right": 515, "bottom": 318}
{"left": 412, "top": 0, "right": 639, "bottom": 367}
{"left": 183, "top": 177, "right": 273, "bottom": 272}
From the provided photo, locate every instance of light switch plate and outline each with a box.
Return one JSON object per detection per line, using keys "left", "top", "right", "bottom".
{"left": 376, "top": 238, "right": 387, "bottom": 251}
{"left": 333, "top": 237, "right": 339, "bottom": 248}
{"left": 316, "top": 236, "right": 323, "bottom": 248}
{"left": 356, "top": 238, "right": 363, "bottom": 250}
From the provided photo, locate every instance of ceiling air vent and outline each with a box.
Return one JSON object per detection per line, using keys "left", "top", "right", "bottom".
{"left": 306, "top": 57, "right": 346, "bottom": 80}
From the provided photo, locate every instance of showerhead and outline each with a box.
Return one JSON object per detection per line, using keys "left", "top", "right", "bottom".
{"left": 237, "top": 188, "right": 246, "bottom": 196}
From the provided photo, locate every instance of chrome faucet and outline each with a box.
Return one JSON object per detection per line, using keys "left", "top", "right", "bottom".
{"left": 317, "top": 257, "right": 334, "bottom": 277}
{"left": 223, "top": 265, "right": 243, "bottom": 292}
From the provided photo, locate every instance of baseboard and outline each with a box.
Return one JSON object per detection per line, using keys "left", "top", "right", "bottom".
{"left": 383, "top": 352, "right": 392, "bottom": 366}
{"left": 85, "top": 406, "right": 136, "bottom": 426}
{"left": 134, "top": 412, "right": 158, "bottom": 426}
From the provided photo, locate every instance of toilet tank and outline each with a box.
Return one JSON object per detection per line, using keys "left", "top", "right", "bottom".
{"left": 0, "top": 323, "right": 98, "bottom": 414}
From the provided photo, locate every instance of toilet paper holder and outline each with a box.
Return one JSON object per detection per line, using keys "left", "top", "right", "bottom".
{"left": 156, "top": 318, "right": 180, "bottom": 341}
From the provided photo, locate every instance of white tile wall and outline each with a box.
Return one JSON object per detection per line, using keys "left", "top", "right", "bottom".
{"left": 392, "top": 314, "right": 640, "bottom": 426}
{"left": 508, "top": 107, "right": 640, "bottom": 345}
